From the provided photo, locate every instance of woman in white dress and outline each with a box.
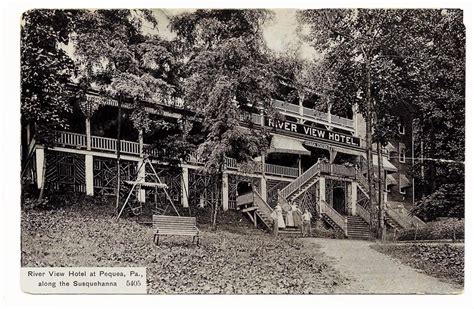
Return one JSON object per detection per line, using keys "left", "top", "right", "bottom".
{"left": 285, "top": 203, "right": 295, "bottom": 227}
{"left": 273, "top": 204, "right": 286, "bottom": 229}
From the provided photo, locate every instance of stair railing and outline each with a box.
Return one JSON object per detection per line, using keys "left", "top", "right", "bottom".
{"left": 355, "top": 204, "right": 371, "bottom": 225}
{"left": 280, "top": 162, "right": 321, "bottom": 199}
{"left": 320, "top": 200, "right": 348, "bottom": 236}
{"left": 252, "top": 189, "right": 274, "bottom": 229}
{"left": 385, "top": 205, "right": 426, "bottom": 230}
{"left": 253, "top": 189, "right": 274, "bottom": 218}
{"left": 355, "top": 170, "right": 370, "bottom": 191}
{"left": 385, "top": 206, "right": 411, "bottom": 229}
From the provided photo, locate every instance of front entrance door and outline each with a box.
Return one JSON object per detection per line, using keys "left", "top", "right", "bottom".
{"left": 333, "top": 187, "right": 346, "bottom": 215}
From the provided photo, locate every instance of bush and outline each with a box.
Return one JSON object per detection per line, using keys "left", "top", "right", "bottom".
{"left": 398, "top": 218, "right": 464, "bottom": 241}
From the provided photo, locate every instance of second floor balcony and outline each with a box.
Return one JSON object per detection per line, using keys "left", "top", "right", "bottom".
{"left": 272, "top": 99, "right": 355, "bottom": 131}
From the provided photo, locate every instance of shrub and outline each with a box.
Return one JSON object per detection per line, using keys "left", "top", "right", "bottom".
{"left": 398, "top": 218, "right": 464, "bottom": 241}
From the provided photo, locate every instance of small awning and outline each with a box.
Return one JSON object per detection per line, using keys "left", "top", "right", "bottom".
{"left": 399, "top": 174, "right": 411, "bottom": 188}
{"left": 269, "top": 135, "right": 311, "bottom": 156}
{"left": 362, "top": 154, "right": 398, "bottom": 173}
{"left": 385, "top": 142, "right": 397, "bottom": 153}
{"left": 330, "top": 145, "right": 362, "bottom": 157}
{"left": 386, "top": 174, "right": 397, "bottom": 186}
{"left": 374, "top": 155, "right": 398, "bottom": 173}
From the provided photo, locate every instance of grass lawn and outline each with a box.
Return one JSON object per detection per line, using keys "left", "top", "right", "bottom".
{"left": 371, "top": 243, "right": 464, "bottom": 286}
{"left": 21, "top": 197, "right": 349, "bottom": 294}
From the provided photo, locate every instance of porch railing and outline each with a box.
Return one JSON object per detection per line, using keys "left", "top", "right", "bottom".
{"left": 265, "top": 163, "right": 299, "bottom": 177}
{"left": 91, "top": 136, "right": 140, "bottom": 155}
{"left": 331, "top": 164, "right": 356, "bottom": 178}
{"left": 55, "top": 131, "right": 87, "bottom": 148}
{"left": 53, "top": 131, "right": 300, "bottom": 178}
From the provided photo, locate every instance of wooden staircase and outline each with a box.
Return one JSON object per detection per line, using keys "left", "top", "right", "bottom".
{"left": 346, "top": 216, "right": 371, "bottom": 240}
{"left": 237, "top": 189, "right": 274, "bottom": 230}
{"left": 279, "top": 162, "right": 322, "bottom": 202}
{"left": 354, "top": 171, "right": 425, "bottom": 231}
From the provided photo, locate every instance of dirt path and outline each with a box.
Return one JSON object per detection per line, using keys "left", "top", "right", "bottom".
{"left": 302, "top": 238, "right": 462, "bottom": 294}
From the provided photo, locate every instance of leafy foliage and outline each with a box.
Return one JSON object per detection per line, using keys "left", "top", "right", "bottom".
{"left": 299, "top": 9, "right": 465, "bottom": 220}
{"left": 170, "top": 9, "right": 277, "bottom": 172}
{"left": 397, "top": 218, "right": 464, "bottom": 241}
{"left": 21, "top": 10, "right": 77, "bottom": 143}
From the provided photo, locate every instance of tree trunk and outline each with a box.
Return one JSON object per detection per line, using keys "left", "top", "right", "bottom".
{"left": 211, "top": 177, "right": 219, "bottom": 231}
{"left": 364, "top": 63, "right": 376, "bottom": 233}
{"left": 115, "top": 97, "right": 122, "bottom": 215}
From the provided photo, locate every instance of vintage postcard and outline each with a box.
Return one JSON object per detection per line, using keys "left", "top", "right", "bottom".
{"left": 18, "top": 8, "right": 465, "bottom": 295}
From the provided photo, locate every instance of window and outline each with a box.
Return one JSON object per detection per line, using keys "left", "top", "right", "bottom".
{"left": 400, "top": 187, "right": 406, "bottom": 195}
{"left": 398, "top": 122, "right": 405, "bottom": 135}
{"left": 399, "top": 144, "right": 406, "bottom": 163}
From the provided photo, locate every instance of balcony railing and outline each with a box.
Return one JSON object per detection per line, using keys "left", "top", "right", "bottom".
{"left": 55, "top": 131, "right": 87, "bottom": 148}
{"left": 272, "top": 99, "right": 355, "bottom": 129}
{"left": 53, "top": 131, "right": 300, "bottom": 178}
{"left": 265, "top": 163, "right": 299, "bottom": 178}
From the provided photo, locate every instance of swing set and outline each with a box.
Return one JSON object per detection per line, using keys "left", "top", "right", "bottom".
{"left": 116, "top": 157, "right": 180, "bottom": 219}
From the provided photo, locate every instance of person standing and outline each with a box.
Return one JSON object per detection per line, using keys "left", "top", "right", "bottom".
{"left": 285, "top": 203, "right": 295, "bottom": 227}
{"left": 302, "top": 210, "right": 313, "bottom": 237}
{"left": 273, "top": 204, "right": 286, "bottom": 229}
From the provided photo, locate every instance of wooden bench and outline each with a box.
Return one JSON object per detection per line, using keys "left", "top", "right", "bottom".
{"left": 152, "top": 215, "right": 200, "bottom": 246}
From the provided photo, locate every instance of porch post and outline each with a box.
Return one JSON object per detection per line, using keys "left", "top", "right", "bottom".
{"left": 85, "top": 154, "right": 94, "bottom": 196}
{"left": 260, "top": 154, "right": 267, "bottom": 202}
{"left": 85, "top": 116, "right": 91, "bottom": 151}
{"left": 35, "top": 147, "right": 45, "bottom": 189}
{"left": 137, "top": 160, "right": 146, "bottom": 203}
{"left": 181, "top": 166, "right": 189, "bottom": 208}
{"left": 138, "top": 129, "right": 144, "bottom": 158}
{"left": 260, "top": 176, "right": 267, "bottom": 203}
{"left": 350, "top": 181, "right": 357, "bottom": 215}
{"left": 318, "top": 177, "right": 326, "bottom": 213}
{"left": 329, "top": 148, "right": 337, "bottom": 163}
{"left": 222, "top": 172, "right": 229, "bottom": 211}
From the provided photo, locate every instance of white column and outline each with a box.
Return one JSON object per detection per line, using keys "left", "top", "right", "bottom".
{"left": 137, "top": 160, "right": 146, "bottom": 203}
{"left": 138, "top": 129, "right": 144, "bottom": 158}
{"left": 318, "top": 177, "right": 326, "bottom": 213}
{"left": 85, "top": 154, "right": 94, "bottom": 196}
{"left": 181, "top": 166, "right": 189, "bottom": 208}
{"left": 35, "top": 147, "right": 45, "bottom": 189}
{"left": 85, "top": 117, "right": 91, "bottom": 150}
{"left": 222, "top": 172, "right": 229, "bottom": 211}
{"left": 260, "top": 176, "right": 267, "bottom": 203}
{"left": 350, "top": 181, "right": 357, "bottom": 215}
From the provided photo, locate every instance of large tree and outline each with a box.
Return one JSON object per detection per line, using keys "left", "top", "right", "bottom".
{"left": 21, "top": 10, "right": 77, "bottom": 145}
{"left": 404, "top": 10, "right": 465, "bottom": 220}
{"left": 21, "top": 10, "right": 78, "bottom": 200}
{"left": 299, "top": 9, "right": 465, "bottom": 229}
{"left": 72, "top": 9, "right": 182, "bottom": 212}
{"left": 170, "top": 9, "right": 278, "bottom": 229}
{"left": 299, "top": 9, "right": 429, "bottom": 238}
